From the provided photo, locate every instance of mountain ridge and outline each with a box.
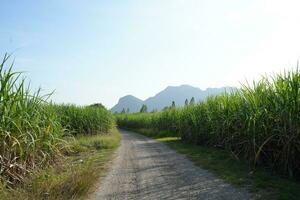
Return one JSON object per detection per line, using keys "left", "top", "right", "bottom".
{"left": 111, "top": 85, "right": 235, "bottom": 113}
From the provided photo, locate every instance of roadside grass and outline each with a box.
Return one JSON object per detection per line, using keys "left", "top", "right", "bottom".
{"left": 130, "top": 128, "right": 300, "bottom": 200}
{"left": 0, "top": 129, "right": 121, "bottom": 200}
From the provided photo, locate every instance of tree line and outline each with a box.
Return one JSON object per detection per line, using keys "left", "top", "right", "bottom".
{"left": 120, "top": 97, "right": 196, "bottom": 113}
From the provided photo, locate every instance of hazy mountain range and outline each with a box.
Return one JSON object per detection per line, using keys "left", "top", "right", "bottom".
{"left": 111, "top": 85, "right": 235, "bottom": 113}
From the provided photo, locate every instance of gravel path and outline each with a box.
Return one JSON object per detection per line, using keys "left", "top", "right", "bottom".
{"left": 89, "top": 129, "right": 251, "bottom": 200}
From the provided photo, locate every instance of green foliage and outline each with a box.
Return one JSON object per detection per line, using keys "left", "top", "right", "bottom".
{"left": 189, "top": 97, "right": 195, "bottom": 105}
{"left": 121, "top": 108, "right": 126, "bottom": 113}
{"left": 185, "top": 99, "right": 189, "bottom": 106}
{"left": 116, "top": 69, "right": 300, "bottom": 178}
{"left": 0, "top": 54, "right": 115, "bottom": 187}
{"left": 53, "top": 104, "right": 114, "bottom": 135}
{"left": 162, "top": 106, "right": 169, "bottom": 111}
{"left": 139, "top": 104, "right": 148, "bottom": 113}
{"left": 89, "top": 103, "right": 106, "bottom": 109}
{"left": 116, "top": 109, "right": 181, "bottom": 137}
{"left": 171, "top": 101, "right": 176, "bottom": 108}
{"left": 0, "top": 54, "right": 64, "bottom": 185}
{"left": 1, "top": 130, "right": 121, "bottom": 200}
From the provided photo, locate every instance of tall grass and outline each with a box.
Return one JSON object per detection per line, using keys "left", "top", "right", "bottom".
{"left": 116, "top": 69, "right": 300, "bottom": 178}
{"left": 53, "top": 104, "right": 114, "bottom": 135}
{"left": 0, "top": 54, "right": 115, "bottom": 187}
{"left": 0, "top": 54, "right": 64, "bottom": 185}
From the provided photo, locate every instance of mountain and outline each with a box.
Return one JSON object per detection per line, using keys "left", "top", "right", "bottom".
{"left": 111, "top": 95, "right": 143, "bottom": 113}
{"left": 111, "top": 85, "right": 235, "bottom": 113}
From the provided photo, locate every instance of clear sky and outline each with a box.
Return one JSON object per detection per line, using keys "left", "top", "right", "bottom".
{"left": 1, "top": 0, "right": 300, "bottom": 108}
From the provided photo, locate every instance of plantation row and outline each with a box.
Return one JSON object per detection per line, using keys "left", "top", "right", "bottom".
{"left": 0, "top": 54, "right": 114, "bottom": 185}
{"left": 117, "top": 69, "right": 300, "bottom": 178}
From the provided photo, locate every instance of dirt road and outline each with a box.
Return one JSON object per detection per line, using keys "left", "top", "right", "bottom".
{"left": 89, "top": 129, "right": 251, "bottom": 200}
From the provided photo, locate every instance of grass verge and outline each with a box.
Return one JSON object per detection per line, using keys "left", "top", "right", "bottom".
{"left": 0, "top": 129, "right": 121, "bottom": 200}
{"left": 129, "top": 128, "right": 300, "bottom": 200}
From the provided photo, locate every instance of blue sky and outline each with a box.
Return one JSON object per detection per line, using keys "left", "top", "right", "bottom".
{"left": 1, "top": 0, "right": 300, "bottom": 108}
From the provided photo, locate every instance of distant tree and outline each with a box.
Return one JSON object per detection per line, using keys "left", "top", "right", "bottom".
{"left": 189, "top": 97, "right": 195, "bottom": 105}
{"left": 89, "top": 103, "right": 106, "bottom": 109}
{"left": 126, "top": 108, "right": 130, "bottom": 113}
{"left": 185, "top": 99, "right": 189, "bottom": 106}
{"left": 121, "top": 108, "right": 126, "bottom": 113}
{"left": 171, "top": 101, "right": 176, "bottom": 108}
{"left": 151, "top": 109, "right": 157, "bottom": 113}
{"left": 162, "top": 106, "right": 169, "bottom": 111}
{"left": 140, "top": 104, "right": 148, "bottom": 113}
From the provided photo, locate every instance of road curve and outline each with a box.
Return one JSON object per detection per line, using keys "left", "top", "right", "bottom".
{"left": 89, "top": 129, "right": 251, "bottom": 200}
